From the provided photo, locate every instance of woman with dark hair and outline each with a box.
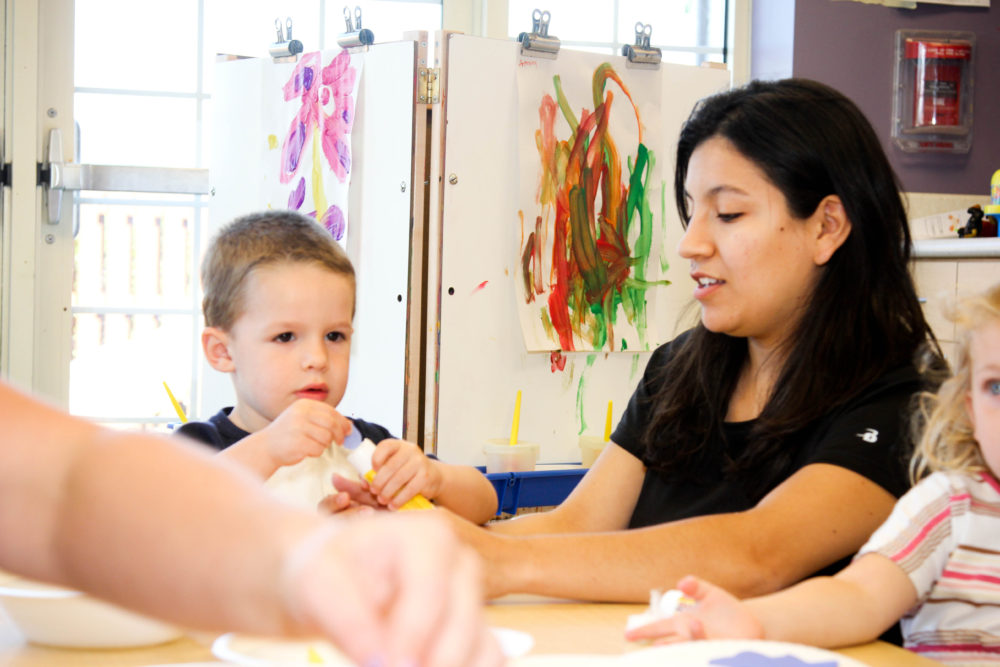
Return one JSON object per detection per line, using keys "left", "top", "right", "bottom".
{"left": 451, "top": 79, "right": 943, "bottom": 608}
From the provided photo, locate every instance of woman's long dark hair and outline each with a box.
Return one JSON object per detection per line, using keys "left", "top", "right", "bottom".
{"left": 642, "top": 79, "right": 938, "bottom": 496}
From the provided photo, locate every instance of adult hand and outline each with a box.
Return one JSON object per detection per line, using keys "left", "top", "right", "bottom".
{"left": 261, "top": 400, "right": 352, "bottom": 469}
{"left": 281, "top": 513, "right": 504, "bottom": 667}
{"left": 623, "top": 575, "right": 764, "bottom": 644}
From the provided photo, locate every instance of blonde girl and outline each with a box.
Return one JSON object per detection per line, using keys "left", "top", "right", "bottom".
{"left": 626, "top": 282, "right": 1000, "bottom": 666}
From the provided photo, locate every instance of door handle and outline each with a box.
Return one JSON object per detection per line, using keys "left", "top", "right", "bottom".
{"left": 40, "top": 128, "right": 210, "bottom": 224}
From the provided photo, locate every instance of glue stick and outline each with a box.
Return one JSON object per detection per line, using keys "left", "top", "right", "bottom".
{"left": 346, "top": 439, "right": 434, "bottom": 510}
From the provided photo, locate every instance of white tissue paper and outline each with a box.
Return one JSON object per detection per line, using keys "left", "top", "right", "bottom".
{"left": 264, "top": 444, "right": 358, "bottom": 511}
{"left": 625, "top": 589, "right": 696, "bottom": 632}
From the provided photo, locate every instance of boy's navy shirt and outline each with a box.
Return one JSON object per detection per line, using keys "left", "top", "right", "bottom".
{"left": 177, "top": 407, "right": 396, "bottom": 452}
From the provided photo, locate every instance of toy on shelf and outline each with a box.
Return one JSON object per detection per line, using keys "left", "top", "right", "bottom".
{"left": 957, "top": 170, "right": 1000, "bottom": 238}
{"left": 958, "top": 204, "right": 985, "bottom": 238}
{"left": 984, "top": 168, "right": 1000, "bottom": 237}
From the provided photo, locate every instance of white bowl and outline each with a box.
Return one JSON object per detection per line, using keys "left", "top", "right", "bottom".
{"left": 0, "top": 572, "right": 182, "bottom": 648}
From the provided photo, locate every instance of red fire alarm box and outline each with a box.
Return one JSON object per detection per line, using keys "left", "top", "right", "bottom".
{"left": 892, "top": 30, "right": 975, "bottom": 154}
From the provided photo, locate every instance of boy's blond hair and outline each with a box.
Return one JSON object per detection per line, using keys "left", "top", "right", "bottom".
{"left": 201, "top": 210, "right": 356, "bottom": 331}
{"left": 911, "top": 282, "right": 1000, "bottom": 482}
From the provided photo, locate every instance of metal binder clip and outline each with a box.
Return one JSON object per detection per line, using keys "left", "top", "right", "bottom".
{"left": 337, "top": 5, "right": 375, "bottom": 48}
{"left": 269, "top": 17, "right": 304, "bottom": 61}
{"left": 518, "top": 9, "right": 560, "bottom": 59}
{"left": 622, "top": 23, "right": 661, "bottom": 69}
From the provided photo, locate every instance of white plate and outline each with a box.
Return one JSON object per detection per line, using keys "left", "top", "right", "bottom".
{"left": 620, "top": 640, "right": 867, "bottom": 666}
{"left": 212, "top": 626, "right": 533, "bottom": 665}
{"left": 0, "top": 574, "right": 182, "bottom": 648}
{"left": 510, "top": 641, "right": 865, "bottom": 667}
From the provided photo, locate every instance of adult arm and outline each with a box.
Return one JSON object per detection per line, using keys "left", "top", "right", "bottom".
{"left": 0, "top": 382, "right": 500, "bottom": 667}
{"left": 456, "top": 444, "right": 897, "bottom": 601}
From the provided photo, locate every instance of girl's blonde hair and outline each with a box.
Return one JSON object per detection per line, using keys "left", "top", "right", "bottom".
{"left": 911, "top": 282, "right": 1000, "bottom": 482}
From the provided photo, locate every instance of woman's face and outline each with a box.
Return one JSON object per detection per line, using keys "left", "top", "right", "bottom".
{"left": 678, "top": 136, "right": 825, "bottom": 351}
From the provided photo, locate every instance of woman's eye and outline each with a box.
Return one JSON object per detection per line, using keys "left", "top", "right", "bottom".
{"left": 274, "top": 332, "right": 293, "bottom": 343}
{"left": 989, "top": 380, "right": 1000, "bottom": 396}
{"left": 718, "top": 212, "right": 742, "bottom": 222}
{"left": 327, "top": 331, "right": 346, "bottom": 342}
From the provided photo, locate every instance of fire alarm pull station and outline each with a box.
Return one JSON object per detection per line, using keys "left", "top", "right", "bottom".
{"left": 892, "top": 30, "right": 975, "bottom": 154}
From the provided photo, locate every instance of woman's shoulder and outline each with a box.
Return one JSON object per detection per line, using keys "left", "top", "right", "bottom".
{"left": 853, "top": 361, "right": 925, "bottom": 403}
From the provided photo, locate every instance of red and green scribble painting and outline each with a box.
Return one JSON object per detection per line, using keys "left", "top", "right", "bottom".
{"left": 520, "top": 62, "right": 666, "bottom": 353}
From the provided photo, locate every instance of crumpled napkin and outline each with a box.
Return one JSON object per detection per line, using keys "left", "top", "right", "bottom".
{"left": 625, "top": 589, "right": 696, "bottom": 632}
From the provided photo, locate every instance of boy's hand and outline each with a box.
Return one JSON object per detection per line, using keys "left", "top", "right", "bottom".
{"left": 323, "top": 474, "right": 383, "bottom": 514}
{"left": 262, "top": 399, "right": 352, "bottom": 469}
{"left": 623, "top": 575, "right": 764, "bottom": 644}
{"left": 367, "top": 439, "right": 442, "bottom": 510}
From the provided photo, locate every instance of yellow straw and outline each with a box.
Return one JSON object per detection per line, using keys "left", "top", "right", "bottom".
{"left": 163, "top": 381, "right": 188, "bottom": 423}
{"left": 603, "top": 400, "right": 613, "bottom": 442}
{"left": 509, "top": 390, "right": 522, "bottom": 446}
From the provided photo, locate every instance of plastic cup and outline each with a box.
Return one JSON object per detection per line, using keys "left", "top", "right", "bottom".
{"left": 483, "top": 439, "right": 539, "bottom": 473}
{"left": 578, "top": 435, "right": 607, "bottom": 467}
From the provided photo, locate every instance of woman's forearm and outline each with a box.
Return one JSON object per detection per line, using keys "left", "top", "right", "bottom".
{"left": 480, "top": 514, "right": 783, "bottom": 601}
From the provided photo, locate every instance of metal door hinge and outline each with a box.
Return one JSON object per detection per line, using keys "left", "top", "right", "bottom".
{"left": 418, "top": 67, "right": 440, "bottom": 104}
{"left": 0, "top": 162, "right": 11, "bottom": 187}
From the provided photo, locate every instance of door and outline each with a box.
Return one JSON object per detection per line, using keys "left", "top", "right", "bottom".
{"left": 3, "top": 0, "right": 211, "bottom": 430}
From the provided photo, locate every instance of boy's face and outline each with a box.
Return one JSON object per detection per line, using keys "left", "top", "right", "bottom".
{"left": 214, "top": 262, "right": 354, "bottom": 433}
{"left": 967, "top": 318, "right": 1000, "bottom": 477}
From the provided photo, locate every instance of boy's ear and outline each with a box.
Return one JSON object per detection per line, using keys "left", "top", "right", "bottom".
{"left": 202, "top": 327, "right": 235, "bottom": 373}
{"left": 812, "top": 195, "right": 852, "bottom": 266}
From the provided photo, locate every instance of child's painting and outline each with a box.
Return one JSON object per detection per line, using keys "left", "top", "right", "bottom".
{"left": 267, "top": 50, "right": 361, "bottom": 241}
{"left": 516, "top": 51, "right": 666, "bottom": 353}
{"left": 259, "top": 50, "right": 362, "bottom": 242}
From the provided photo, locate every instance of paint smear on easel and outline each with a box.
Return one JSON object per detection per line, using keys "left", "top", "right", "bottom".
{"left": 472, "top": 280, "right": 489, "bottom": 294}
{"left": 550, "top": 350, "right": 566, "bottom": 373}
{"left": 575, "top": 353, "right": 597, "bottom": 434}
{"left": 517, "top": 59, "right": 667, "bottom": 353}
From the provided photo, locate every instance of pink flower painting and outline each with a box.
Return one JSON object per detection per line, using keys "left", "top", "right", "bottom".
{"left": 274, "top": 49, "right": 359, "bottom": 242}
{"left": 279, "top": 50, "right": 357, "bottom": 184}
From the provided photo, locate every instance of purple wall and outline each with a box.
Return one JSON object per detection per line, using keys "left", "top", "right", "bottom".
{"left": 790, "top": 0, "right": 999, "bottom": 195}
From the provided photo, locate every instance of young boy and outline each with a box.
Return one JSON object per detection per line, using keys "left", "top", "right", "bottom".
{"left": 178, "top": 210, "right": 498, "bottom": 523}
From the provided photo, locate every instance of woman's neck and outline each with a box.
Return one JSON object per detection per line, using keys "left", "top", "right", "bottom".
{"left": 726, "top": 338, "right": 788, "bottom": 422}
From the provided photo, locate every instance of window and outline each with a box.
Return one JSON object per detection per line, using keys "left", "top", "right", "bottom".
{"left": 70, "top": 0, "right": 442, "bottom": 429}
{"left": 507, "top": 0, "right": 728, "bottom": 66}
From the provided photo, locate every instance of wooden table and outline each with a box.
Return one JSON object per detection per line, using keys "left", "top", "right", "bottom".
{"left": 0, "top": 596, "right": 941, "bottom": 665}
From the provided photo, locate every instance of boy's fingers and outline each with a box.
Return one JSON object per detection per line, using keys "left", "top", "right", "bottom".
{"left": 370, "top": 439, "right": 401, "bottom": 467}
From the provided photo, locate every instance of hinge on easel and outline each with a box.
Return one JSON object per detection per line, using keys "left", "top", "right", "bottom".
{"left": 418, "top": 67, "right": 440, "bottom": 104}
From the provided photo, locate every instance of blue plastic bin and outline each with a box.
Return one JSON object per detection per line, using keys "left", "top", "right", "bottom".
{"left": 479, "top": 467, "right": 586, "bottom": 515}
